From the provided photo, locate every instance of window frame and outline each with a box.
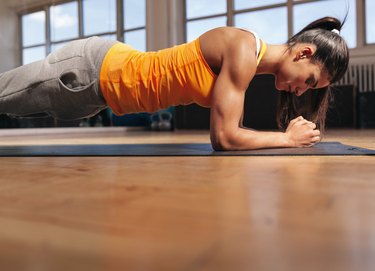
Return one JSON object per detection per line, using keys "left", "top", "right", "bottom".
{"left": 19, "top": 0, "right": 147, "bottom": 65}
{"left": 364, "top": 0, "right": 375, "bottom": 46}
{"left": 184, "top": 0, "right": 374, "bottom": 53}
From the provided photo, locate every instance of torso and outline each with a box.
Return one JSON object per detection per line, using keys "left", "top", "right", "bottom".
{"left": 99, "top": 27, "right": 265, "bottom": 116}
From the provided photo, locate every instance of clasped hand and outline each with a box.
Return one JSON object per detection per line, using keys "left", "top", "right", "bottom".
{"left": 285, "top": 116, "right": 321, "bottom": 147}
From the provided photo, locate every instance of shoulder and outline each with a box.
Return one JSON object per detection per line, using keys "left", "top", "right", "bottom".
{"left": 221, "top": 28, "right": 257, "bottom": 64}
{"left": 200, "top": 27, "right": 258, "bottom": 89}
{"left": 221, "top": 28, "right": 258, "bottom": 89}
{"left": 200, "top": 27, "right": 258, "bottom": 59}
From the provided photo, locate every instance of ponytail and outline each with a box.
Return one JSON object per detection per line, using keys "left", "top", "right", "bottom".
{"left": 293, "top": 16, "right": 344, "bottom": 37}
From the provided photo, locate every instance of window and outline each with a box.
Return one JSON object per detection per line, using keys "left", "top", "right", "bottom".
{"left": 234, "top": 0, "right": 286, "bottom": 10}
{"left": 185, "top": 0, "right": 289, "bottom": 44}
{"left": 21, "top": 11, "right": 46, "bottom": 63}
{"left": 185, "top": 0, "right": 359, "bottom": 48}
{"left": 186, "top": 0, "right": 226, "bottom": 19}
{"left": 22, "top": 46, "right": 46, "bottom": 64}
{"left": 50, "top": 2, "right": 79, "bottom": 42}
{"left": 124, "top": 0, "right": 146, "bottom": 51}
{"left": 185, "top": 0, "right": 227, "bottom": 42}
{"left": 293, "top": 0, "right": 357, "bottom": 48}
{"left": 83, "top": 0, "right": 116, "bottom": 37}
{"left": 20, "top": 0, "right": 147, "bottom": 64}
{"left": 187, "top": 16, "right": 227, "bottom": 42}
{"left": 365, "top": 0, "right": 375, "bottom": 44}
{"left": 124, "top": 0, "right": 146, "bottom": 29}
{"left": 235, "top": 7, "right": 288, "bottom": 44}
{"left": 124, "top": 30, "right": 146, "bottom": 52}
{"left": 22, "top": 11, "right": 46, "bottom": 47}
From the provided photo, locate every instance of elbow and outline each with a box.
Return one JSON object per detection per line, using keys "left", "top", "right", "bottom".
{"left": 210, "top": 130, "right": 237, "bottom": 151}
{"left": 211, "top": 141, "right": 227, "bottom": 151}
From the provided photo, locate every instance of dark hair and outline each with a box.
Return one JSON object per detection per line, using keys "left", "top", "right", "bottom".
{"left": 277, "top": 17, "right": 349, "bottom": 133}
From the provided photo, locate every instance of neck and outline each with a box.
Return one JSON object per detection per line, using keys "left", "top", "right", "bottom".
{"left": 256, "top": 44, "right": 289, "bottom": 75}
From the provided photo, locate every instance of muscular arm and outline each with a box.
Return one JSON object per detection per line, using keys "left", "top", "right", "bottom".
{"left": 208, "top": 31, "right": 320, "bottom": 151}
{"left": 210, "top": 74, "right": 290, "bottom": 150}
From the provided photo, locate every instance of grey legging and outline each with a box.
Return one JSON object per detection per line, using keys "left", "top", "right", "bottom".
{"left": 0, "top": 36, "right": 117, "bottom": 120}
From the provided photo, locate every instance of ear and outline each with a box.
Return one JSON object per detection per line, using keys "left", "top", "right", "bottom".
{"left": 294, "top": 46, "right": 315, "bottom": 61}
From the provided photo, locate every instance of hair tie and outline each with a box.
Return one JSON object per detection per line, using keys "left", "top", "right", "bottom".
{"left": 331, "top": 29, "right": 340, "bottom": 35}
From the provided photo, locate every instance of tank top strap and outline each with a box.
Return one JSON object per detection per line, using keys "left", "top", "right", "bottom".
{"left": 247, "top": 30, "right": 261, "bottom": 58}
{"left": 237, "top": 28, "right": 263, "bottom": 59}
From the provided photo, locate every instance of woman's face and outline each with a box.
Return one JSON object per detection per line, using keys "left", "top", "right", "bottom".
{"left": 275, "top": 45, "right": 330, "bottom": 96}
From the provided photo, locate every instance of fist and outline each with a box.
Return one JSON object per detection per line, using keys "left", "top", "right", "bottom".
{"left": 285, "top": 116, "right": 321, "bottom": 147}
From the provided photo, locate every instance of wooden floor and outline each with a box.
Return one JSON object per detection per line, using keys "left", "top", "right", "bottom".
{"left": 0, "top": 128, "right": 374, "bottom": 271}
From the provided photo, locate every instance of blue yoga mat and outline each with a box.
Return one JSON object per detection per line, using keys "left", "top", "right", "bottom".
{"left": 0, "top": 142, "right": 374, "bottom": 156}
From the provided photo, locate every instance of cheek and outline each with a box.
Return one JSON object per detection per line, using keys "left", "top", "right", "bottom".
{"left": 276, "top": 68, "right": 290, "bottom": 86}
{"left": 285, "top": 69, "right": 304, "bottom": 86}
{"left": 279, "top": 65, "right": 293, "bottom": 81}
{"left": 275, "top": 63, "right": 301, "bottom": 89}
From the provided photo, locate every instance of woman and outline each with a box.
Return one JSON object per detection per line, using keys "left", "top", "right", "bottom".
{"left": 0, "top": 17, "right": 348, "bottom": 150}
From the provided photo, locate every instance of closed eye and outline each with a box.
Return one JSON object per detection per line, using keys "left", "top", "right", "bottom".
{"left": 306, "top": 76, "right": 318, "bottom": 89}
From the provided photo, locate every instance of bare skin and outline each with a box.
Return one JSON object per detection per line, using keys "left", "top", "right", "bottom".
{"left": 199, "top": 27, "right": 330, "bottom": 150}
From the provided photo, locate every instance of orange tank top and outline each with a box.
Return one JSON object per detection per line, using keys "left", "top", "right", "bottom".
{"left": 100, "top": 37, "right": 267, "bottom": 115}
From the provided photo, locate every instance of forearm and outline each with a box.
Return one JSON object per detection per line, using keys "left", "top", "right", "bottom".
{"left": 211, "top": 127, "right": 290, "bottom": 151}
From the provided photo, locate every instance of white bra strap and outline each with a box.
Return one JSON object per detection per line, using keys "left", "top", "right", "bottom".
{"left": 248, "top": 30, "right": 261, "bottom": 58}
{"left": 238, "top": 28, "right": 261, "bottom": 58}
